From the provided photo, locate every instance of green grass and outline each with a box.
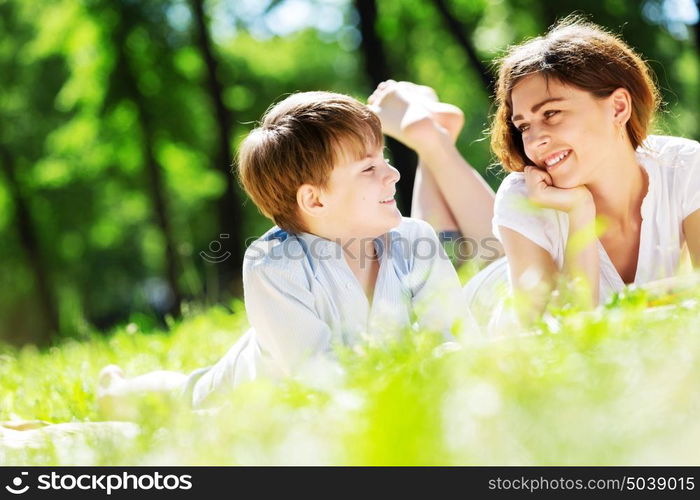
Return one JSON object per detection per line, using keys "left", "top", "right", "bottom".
{"left": 1, "top": 285, "right": 699, "bottom": 465}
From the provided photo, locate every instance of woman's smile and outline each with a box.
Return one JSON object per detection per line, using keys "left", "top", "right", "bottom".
{"left": 544, "top": 149, "right": 572, "bottom": 171}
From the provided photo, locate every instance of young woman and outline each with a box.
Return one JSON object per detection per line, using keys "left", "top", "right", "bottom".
{"left": 369, "top": 18, "right": 700, "bottom": 328}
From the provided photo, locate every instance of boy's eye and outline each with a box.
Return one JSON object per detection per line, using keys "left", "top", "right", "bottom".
{"left": 363, "top": 166, "right": 376, "bottom": 172}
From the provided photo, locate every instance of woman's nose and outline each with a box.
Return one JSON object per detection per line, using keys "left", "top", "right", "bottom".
{"left": 525, "top": 125, "right": 550, "bottom": 151}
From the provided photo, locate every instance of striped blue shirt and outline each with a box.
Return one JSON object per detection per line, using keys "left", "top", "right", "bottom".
{"left": 189, "top": 217, "right": 473, "bottom": 407}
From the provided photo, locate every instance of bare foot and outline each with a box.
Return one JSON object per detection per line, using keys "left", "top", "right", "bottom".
{"left": 367, "top": 80, "right": 428, "bottom": 143}
{"left": 394, "top": 81, "right": 464, "bottom": 141}
{"left": 97, "top": 364, "right": 137, "bottom": 421}
{"left": 368, "top": 80, "right": 464, "bottom": 145}
{"left": 97, "top": 365, "right": 188, "bottom": 421}
{"left": 98, "top": 364, "right": 125, "bottom": 388}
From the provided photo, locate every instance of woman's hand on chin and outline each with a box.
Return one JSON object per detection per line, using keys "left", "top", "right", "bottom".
{"left": 524, "top": 165, "right": 594, "bottom": 214}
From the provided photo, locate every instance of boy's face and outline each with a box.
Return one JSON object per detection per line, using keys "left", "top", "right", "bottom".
{"left": 318, "top": 143, "right": 402, "bottom": 239}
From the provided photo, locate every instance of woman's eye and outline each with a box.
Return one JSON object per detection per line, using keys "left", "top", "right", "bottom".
{"left": 544, "top": 110, "right": 560, "bottom": 119}
{"left": 517, "top": 124, "right": 529, "bottom": 133}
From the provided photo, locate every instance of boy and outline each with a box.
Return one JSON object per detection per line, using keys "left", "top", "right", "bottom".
{"left": 98, "top": 91, "right": 471, "bottom": 414}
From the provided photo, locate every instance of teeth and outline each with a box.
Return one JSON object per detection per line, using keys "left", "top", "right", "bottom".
{"left": 545, "top": 150, "right": 569, "bottom": 167}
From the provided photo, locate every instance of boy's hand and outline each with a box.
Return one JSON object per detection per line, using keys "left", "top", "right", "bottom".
{"left": 524, "top": 166, "right": 594, "bottom": 214}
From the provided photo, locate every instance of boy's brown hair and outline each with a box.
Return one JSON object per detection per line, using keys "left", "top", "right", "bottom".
{"left": 237, "top": 91, "right": 383, "bottom": 234}
{"left": 490, "top": 16, "right": 660, "bottom": 172}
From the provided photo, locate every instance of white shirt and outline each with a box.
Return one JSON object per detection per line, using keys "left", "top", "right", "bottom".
{"left": 190, "top": 217, "right": 471, "bottom": 407}
{"left": 492, "top": 135, "right": 700, "bottom": 303}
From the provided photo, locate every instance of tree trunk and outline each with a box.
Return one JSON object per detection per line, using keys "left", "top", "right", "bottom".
{"left": 112, "top": 11, "right": 183, "bottom": 317}
{"left": 354, "top": 0, "right": 417, "bottom": 214}
{"left": 0, "top": 149, "right": 59, "bottom": 344}
{"left": 430, "top": 0, "right": 495, "bottom": 97}
{"left": 189, "top": 0, "right": 244, "bottom": 292}
{"left": 139, "top": 109, "right": 184, "bottom": 317}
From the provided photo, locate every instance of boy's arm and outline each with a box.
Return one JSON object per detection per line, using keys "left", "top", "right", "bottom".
{"left": 243, "top": 259, "right": 333, "bottom": 377}
{"left": 408, "top": 220, "right": 477, "bottom": 337}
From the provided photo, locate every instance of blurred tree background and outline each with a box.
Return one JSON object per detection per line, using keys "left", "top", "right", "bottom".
{"left": 0, "top": 0, "right": 698, "bottom": 345}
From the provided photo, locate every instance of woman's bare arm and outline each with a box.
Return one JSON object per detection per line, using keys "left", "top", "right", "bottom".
{"left": 683, "top": 209, "right": 700, "bottom": 267}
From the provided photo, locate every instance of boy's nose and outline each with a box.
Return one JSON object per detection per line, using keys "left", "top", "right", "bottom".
{"left": 386, "top": 163, "right": 400, "bottom": 184}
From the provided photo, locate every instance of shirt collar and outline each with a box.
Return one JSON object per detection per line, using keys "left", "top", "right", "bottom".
{"left": 635, "top": 140, "right": 659, "bottom": 220}
{"left": 295, "top": 231, "right": 389, "bottom": 269}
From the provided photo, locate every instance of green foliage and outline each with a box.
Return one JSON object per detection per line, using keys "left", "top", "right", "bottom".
{"left": 1, "top": 0, "right": 699, "bottom": 465}
{"left": 1, "top": 286, "right": 699, "bottom": 465}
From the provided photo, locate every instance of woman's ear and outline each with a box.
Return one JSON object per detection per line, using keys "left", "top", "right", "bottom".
{"left": 610, "top": 87, "right": 632, "bottom": 126}
{"left": 297, "top": 184, "right": 326, "bottom": 218}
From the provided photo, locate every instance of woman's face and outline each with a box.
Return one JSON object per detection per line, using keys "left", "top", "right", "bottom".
{"left": 510, "top": 73, "right": 620, "bottom": 188}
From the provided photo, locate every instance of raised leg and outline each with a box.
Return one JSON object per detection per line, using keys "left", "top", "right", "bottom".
{"left": 368, "top": 81, "right": 504, "bottom": 262}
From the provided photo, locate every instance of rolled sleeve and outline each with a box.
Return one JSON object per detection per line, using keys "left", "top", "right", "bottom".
{"left": 243, "top": 254, "right": 333, "bottom": 377}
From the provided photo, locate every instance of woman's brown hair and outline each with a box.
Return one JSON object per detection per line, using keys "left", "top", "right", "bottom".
{"left": 490, "top": 17, "right": 660, "bottom": 172}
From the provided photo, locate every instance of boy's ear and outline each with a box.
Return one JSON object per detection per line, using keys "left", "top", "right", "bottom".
{"left": 297, "top": 184, "right": 326, "bottom": 218}
{"left": 610, "top": 87, "right": 632, "bottom": 125}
